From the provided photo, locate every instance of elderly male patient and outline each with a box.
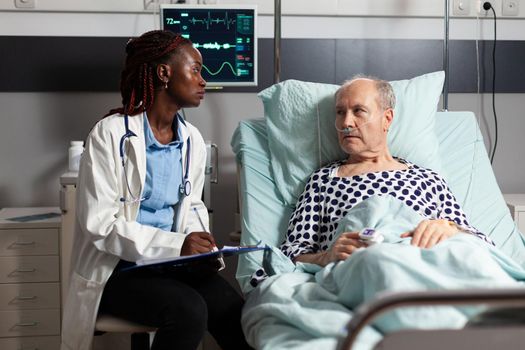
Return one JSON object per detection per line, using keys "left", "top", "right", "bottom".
{"left": 241, "top": 76, "right": 525, "bottom": 350}
{"left": 249, "top": 76, "right": 494, "bottom": 288}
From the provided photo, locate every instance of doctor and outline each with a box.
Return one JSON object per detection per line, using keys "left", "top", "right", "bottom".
{"left": 61, "top": 30, "right": 249, "bottom": 350}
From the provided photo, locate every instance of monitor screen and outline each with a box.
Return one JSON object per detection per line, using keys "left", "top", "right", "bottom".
{"left": 161, "top": 4, "right": 257, "bottom": 87}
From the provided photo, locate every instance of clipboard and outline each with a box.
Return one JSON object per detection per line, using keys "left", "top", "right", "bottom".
{"left": 125, "top": 243, "right": 269, "bottom": 271}
{"left": 6, "top": 212, "right": 61, "bottom": 222}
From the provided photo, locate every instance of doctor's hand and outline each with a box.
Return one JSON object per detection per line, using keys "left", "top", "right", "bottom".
{"left": 322, "top": 232, "right": 366, "bottom": 265}
{"left": 181, "top": 232, "right": 217, "bottom": 256}
{"left": 401, "top": 219, "right": 459, "bottom": 249}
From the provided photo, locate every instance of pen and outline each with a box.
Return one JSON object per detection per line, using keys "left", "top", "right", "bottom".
{"left": 193, "top": 207, "right": 208, "bottom": 232}
{"left": 193, "top": 207, "right": 225, "bottom": 271}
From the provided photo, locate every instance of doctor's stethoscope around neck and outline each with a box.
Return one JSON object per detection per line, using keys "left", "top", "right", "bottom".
{"left": 119, "top": 113, "right": 192, "bottom": 204}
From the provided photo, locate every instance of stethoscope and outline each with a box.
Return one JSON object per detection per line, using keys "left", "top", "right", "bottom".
{"left": 119, "top": 113, "right": 191, "bottom": 204}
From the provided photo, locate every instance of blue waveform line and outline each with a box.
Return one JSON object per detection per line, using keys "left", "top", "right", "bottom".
{"left": 188, "top": 12, "right": 236, "bottom": 30}
{"left": 203, "top": 62, "right": 240, "bottom": 77}
{"left": 193, "top": 42, "right": 235, "bottom": 50}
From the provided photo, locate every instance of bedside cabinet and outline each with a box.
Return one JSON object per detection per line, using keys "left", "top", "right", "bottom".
{"left": 0, "top": 207, "right": 61, "bottom": 350}
{"left": 503, "top": 194, "right": 525, "bottom": 233}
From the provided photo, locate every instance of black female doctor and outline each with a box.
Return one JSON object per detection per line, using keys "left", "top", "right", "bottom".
{"left": 61, "top": 30, "right": 249, "bottom": 350}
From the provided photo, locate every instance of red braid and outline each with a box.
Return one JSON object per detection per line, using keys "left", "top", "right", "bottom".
{"left": 141, "top": 63, "right": 149, "bottom": 113}
{"left": 146, "top": 65, "right": 155, "bottom": 110}
{"left": 104, "top": 31, "right": 192, "bottom": 118}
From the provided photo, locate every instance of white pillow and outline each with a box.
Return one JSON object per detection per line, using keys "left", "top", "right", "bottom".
{"left": 260, "top": 71, "right": 445, "bottom": 206}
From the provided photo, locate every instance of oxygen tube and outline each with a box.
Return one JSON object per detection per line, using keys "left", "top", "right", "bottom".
{"left": 334, "top": 115, "right": 379, "bottom": 136}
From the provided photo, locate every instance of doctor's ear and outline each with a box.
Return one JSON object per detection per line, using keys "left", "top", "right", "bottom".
{"left": 157, "top": 63, "right": 171, "bottom": 83}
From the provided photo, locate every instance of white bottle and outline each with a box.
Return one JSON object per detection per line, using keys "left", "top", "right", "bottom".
{"left": 68, "top": 141, "right": 84, "bottom": 172}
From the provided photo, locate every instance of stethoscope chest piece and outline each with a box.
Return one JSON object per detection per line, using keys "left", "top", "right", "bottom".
{"left": 180, "top": 180, "right": 191, "bottom": 197}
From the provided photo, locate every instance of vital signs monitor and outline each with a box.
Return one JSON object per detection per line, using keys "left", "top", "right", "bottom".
{"left": 161, "top": 4, "right": 257, "bottom": 87}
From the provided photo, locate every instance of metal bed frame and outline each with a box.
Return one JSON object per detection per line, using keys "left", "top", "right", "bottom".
{"left": 339, "top": 289, "right": 525, "bottom": 349}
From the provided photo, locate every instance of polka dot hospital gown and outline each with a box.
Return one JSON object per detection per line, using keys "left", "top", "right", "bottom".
{"left": 249, "top": 158, "right": 494, "bottom": 288}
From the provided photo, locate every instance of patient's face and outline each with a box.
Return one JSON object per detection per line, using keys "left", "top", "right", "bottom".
{"left": 335, "top": 80, "right": 391, "bottom": 158}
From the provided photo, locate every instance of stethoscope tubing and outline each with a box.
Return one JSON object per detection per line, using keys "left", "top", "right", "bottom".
{"left": 120, "top": 113, "right": 192, "bottom": 203}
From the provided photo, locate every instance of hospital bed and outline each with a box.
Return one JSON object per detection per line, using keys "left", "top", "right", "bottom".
{"left": 231, "top": 75, "right": 525, "bottom": 349}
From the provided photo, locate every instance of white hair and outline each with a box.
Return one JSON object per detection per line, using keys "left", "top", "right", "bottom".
{"left": 335, "top": 74, "right": 396, "bottom": 110}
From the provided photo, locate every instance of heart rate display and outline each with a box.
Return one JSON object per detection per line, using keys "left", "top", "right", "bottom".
{"left": 187, "top": 12, "right": 237, "bottom": 30}
{"left": 161, "top": 5, "right": 257, "bottom": 87}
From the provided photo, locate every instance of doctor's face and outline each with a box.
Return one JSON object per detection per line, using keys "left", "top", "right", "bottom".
{"left": 167, "top": 44, "right": 207, "bottom": 109}
{"left": 335, "top": 79, "right": 393, "bottom": 158}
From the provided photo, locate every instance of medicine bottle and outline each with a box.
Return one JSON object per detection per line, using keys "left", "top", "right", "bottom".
{"left": 68, "top": 141, "right": 84, "bottom": 172}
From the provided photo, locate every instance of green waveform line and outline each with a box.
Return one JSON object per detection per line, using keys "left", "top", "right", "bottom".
{"left": 203, "top": 62, "right": 239, "bottom": 77}
{"left": 188, "top": 12, "right": 236, "bottom": 30}
{"left": 193, "top": 42, "right": 235, "bottom": 50}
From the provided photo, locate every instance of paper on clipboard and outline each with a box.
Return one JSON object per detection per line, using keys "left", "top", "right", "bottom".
{"left": 133, "top": 242, "right": 269, "bottom": 269}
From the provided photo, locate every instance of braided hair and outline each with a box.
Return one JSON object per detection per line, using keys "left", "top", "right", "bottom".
{"left": 106, "top": 30, "right": 192, "bottom": 117}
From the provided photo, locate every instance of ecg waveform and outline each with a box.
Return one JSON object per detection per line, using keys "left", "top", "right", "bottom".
{"left": 203, "top": 62, "right": 240, "bottom": 77}
{"left": 193, "top": 42, "right": 235, "bottom": 50}
{"left": 187, "top": 12, "right": 236, "bottom": 30}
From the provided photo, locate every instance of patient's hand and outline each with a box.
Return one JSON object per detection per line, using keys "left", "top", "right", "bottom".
{"left": 324, "top": 232, "right": 367, "bottom": 264}
{"left": 294, "top": 232, "right": 366, "bottom": 266}
{"left": 401, "top": 219, "right": 459, "bottom": 248}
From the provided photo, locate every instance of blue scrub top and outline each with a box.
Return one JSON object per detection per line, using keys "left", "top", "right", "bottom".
{"left": 137, "top": 114, "right": 185, "bottom": 231}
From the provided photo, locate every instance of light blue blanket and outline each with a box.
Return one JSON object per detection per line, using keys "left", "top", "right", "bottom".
{"left": 242, "top": 196, "right": 525, "bottom": 350}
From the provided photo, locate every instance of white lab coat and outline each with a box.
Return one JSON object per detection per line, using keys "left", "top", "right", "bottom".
{"left": 61, "top": 113, "right": 209, "bottom": 350}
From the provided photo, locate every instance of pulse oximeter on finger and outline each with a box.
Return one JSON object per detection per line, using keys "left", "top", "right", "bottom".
{"left": 358, "top": 228, "right": 384, "bottom": 245}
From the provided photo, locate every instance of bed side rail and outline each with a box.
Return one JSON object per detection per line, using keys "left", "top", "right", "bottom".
{"left": 339, "top": 288, "right": 525, "bottom": 350}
